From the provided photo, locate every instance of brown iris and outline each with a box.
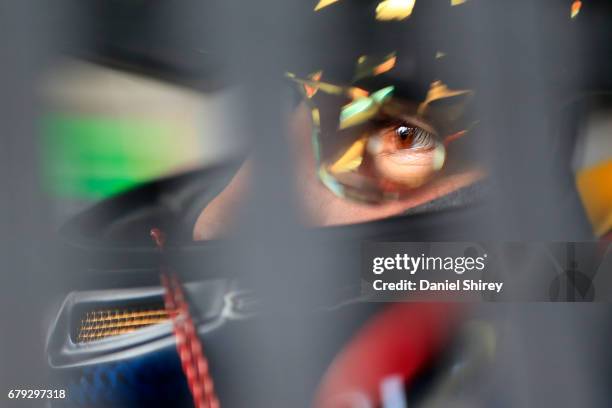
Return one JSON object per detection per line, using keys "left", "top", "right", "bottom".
{"left": 393, "top": 124, "right": 436, "bottom": 150}
{"left": 366, "top": 121, "right": 443, "bottom": 189}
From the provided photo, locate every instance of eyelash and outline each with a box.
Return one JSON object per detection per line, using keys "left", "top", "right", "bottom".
{"left": 368, "top": 114, "right": 435, "bottom": 142}
{"left": 384, "top": 121, "right": 435, "bottom": 151}
{"left": 396, "top": 125, "right": 433, "bottom": 148}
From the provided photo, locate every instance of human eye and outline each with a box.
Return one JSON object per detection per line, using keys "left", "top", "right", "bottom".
{"left": 378, "top": 121, "right": 437, "bottom": 151}
{"left": 288, "top": 67, "right": 474, "bottom": 203}
{"left": 364, "top": 119, "right": 444, "bottom": 190}
{"left": 316, "top": 100, "right": 448, "bottom": 202}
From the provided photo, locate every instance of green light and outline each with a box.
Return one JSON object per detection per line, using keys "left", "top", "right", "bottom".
{"left": 41, "top": 114, "right": 202, "bottom": 199}
{"left": 371, "top": 86, "right": 395, "bottom": 104}
{"left": 339, "top": 86, "right": 395, "bottom": 129}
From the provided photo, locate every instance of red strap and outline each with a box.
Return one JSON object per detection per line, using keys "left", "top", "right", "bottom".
{"left": 152, "top": 229, "right": 220, "bottom": 408}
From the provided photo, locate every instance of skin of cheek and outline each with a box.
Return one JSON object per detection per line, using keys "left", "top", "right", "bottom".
{"left": 194, "top": 103, "right": 483, "bottom": 240}
{"left": 193, "top": 160, "right": 251, "bottom": 240}
{"left": 372, "top": 150, "right": 437, "bottom": 188}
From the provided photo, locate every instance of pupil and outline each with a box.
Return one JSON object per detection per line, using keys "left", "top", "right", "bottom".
{"left": 396, "top": 125, "right": 411, "bottom": 141}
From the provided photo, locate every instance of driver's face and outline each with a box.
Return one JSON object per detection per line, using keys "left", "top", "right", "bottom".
{"left": 193, "top": 103, "right": 482, "bottom": 240}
